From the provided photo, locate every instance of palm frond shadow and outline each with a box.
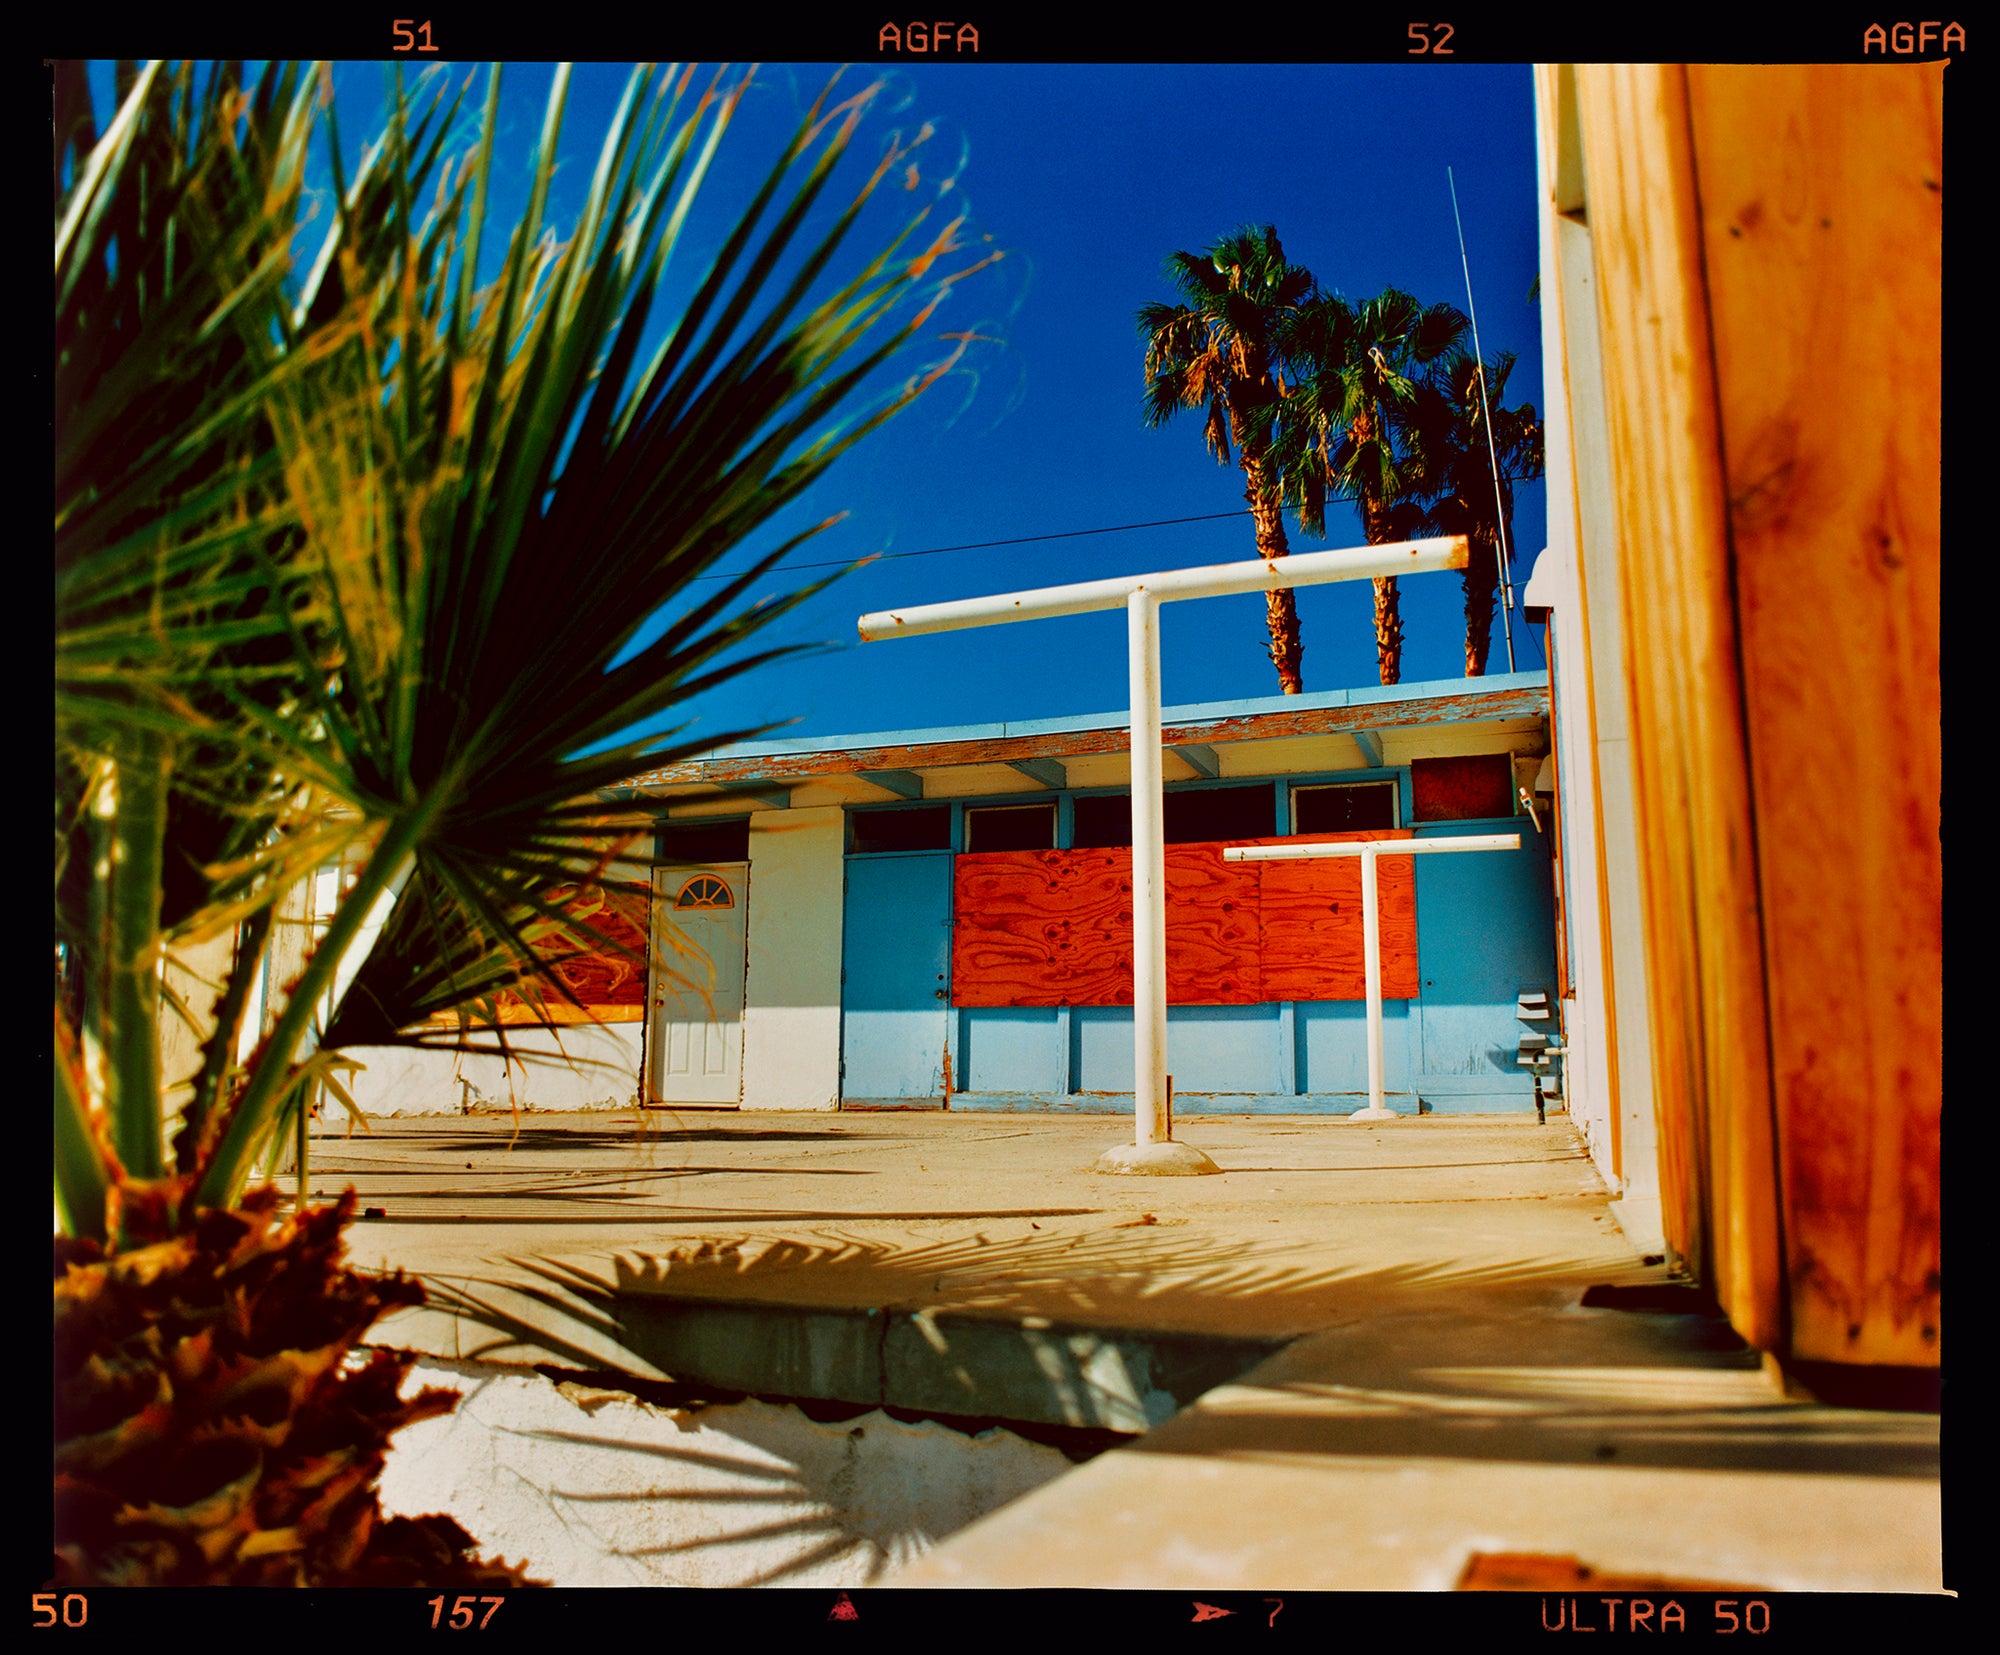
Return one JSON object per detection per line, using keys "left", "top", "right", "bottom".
{"left": 418, "top": 1224, "right": 1622, "bottom": 1381}
{"left": 495, "top": 1419, "right": 978, "bottom": 1586}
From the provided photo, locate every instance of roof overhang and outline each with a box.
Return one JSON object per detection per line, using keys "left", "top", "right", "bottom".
{"left": 614, "top": 674, "right": 1550, "bottom": 798}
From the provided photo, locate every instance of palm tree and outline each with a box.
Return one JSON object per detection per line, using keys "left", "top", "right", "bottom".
{"left": 1138, "top": 226, "right": 1315, "bottom": 693}
{"left": 1273, "top": 288, "right": 1466, "bottom": 685}
{"left": 54, "top": 58, "right": 986, "bottom": 1585}
{"left": 1400, "top": 349, "right": 1545, "bottom": 675}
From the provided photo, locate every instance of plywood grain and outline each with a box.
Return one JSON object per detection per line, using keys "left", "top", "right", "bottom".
{"left": 1260, "top": 849, "right": 1418, "bottom": 1001}
{"left": 952, "top": 833, "right": 1418, "bottom": 1007}
{"left": 1163, "top": 845, "right": 1263, "bottom": 1004}
{"left": 952, "top": 848, "right": 1134, "bottom": 1007}
{"left": 1574, "top": 63, "right": 1786, "bottom": 1354}
{"left": 1687, "top": 63, "right": 1942, "bottom": 1365}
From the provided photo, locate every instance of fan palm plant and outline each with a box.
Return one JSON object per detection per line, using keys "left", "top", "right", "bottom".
{"left": 54, "top": 57, "right": 989, "bottom": 1585}
{"left": 1399, "top": 348, "right": 1544, "bottom": 676}
{"left": 1272, "top": 287, "right": 1466, "bottom": 685}
{"left": 1138, "top": 225, "right": 1315, "bottom": 693}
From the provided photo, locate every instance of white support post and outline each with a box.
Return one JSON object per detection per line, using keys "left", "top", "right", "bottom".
{"left": 1225, "top": 833, "right": 1522, "bottom": 1120}
{"left": 1360, "top": 845, "right": 1386, "bottom": 1120}
{"left": 1128, "top": 588, "right": 1167, "bottom": 1150}
{"left": 859, "top": 535, "right": 1469, "bottom": 1173}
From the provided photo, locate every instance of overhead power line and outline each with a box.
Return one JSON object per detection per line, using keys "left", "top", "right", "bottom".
{"left": 688, "top": 508, "right": 1255, "bottom": 582}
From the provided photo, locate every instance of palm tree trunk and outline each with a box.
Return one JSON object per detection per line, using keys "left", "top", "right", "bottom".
{"left": 1360, "top": 479, "right": 1401, "bottom": 687}
{"left": 1371, "top": 576, "right": 1402, "bottom": 686}
{"left": 1462, "top": 520, "right": 1500, "bottom": 676}
{"left": 1243, "top": 453, "right": 1303, "bottom": 694}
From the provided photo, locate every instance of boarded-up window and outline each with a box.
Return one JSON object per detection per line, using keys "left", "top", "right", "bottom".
{"left": 467, "top": 879, "right": 652, "bottom": 1026}
{"left": 1411, "top": 754, "right": 1516, "bottom": 822}
{"left": 951, "top": 832, "right": 1417, "bottom": 1007}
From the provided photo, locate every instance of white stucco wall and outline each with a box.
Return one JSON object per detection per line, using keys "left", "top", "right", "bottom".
{"left": 377, "top": 1358, "right": 1074, "bottom": 1586}
{"left": 739, "top": 805, "right": 845, "bottom": 1111}
{"left": 1533, "top": 66, "right": 1662, "bottom": 1253}
{"left": 339, "top": 1025, "right": 645, "bottom": 1117}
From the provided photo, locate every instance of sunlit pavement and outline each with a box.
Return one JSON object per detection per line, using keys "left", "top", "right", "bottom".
{"left": 317, "top": 1108, "right": 1941, "bottom": 1592}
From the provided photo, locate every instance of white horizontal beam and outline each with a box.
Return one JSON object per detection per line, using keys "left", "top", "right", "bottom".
{"left": 1224, "top": 833, "right": 1522, "bottom": 861}
{"left": 857, "top": 537, "right": 1468, "bottom": 642}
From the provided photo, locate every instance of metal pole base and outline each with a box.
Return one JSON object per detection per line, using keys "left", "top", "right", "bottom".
{"left": 1346, "top": 1106, "right": 1400, "bottom": 1123}
{"left": 1092, "top": 1140, "right": 1222, "bottom": 1176}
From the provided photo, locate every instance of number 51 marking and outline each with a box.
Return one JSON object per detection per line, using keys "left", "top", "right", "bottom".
{"left": 1408, "top": 22, "right": 1455, "bottom": 53}
{"left": 393, "top": 19, "right": 438, "bottom": 52}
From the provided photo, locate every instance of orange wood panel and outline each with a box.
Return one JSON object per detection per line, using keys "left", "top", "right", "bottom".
{"left": 952, "top": 833, "right": 1418, "bottom": 1007}
{"left": 1163, "top": 845, "right": 1263, "bottom": 1004}
{"left": 1573, "top": 63, "right": 1784, "bottom": 1353}
{"left": 952, "top": 848, "right": 1133, "bottom": 1007}
{"left": 544, "top": 883, "right": 652, "bottom": 1009}
{"left": 1257, "top": 831, "right": 1418, "bottom": 1001}
{"left": 1686, "top": 64, "right": 1941, "bottom": 1366}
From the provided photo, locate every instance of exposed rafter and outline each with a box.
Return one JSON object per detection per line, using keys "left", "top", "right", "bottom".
{"left": 1352, "top": 730, "right": 1385, "bottom": 769}
{"left": 1006, "top": 757, "right": 1067, "bottom": 791}
{"left": 862, "top": 770, "right": 925, "bottom": 801}
{"left": 1172, "top": 743, "right": 1221, "bottom": 779}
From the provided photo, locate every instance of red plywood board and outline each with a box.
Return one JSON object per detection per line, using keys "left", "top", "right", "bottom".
{"left": 1412, "top": 753, "right": 1517, "bottom": 822}
{"left": 1163, "top": 844, "right": 1263, "bottom": 1004}
{"left": 952, "top": 848, "right": 1134, "bottom": 1006}
{"left": 951, "top": 832, "right": 1419, "bottom": 1006}
{"left": 1259, "top": 845, "right": 1419, "bottom": 1000}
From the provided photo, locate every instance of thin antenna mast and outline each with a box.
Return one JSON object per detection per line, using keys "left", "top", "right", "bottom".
{"left": 1447, "top": 166, "right": 1517, "bottom": 674}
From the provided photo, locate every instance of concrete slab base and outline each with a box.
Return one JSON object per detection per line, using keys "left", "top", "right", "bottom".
{"left": 1092, "top": 1140, "right": 1222, "bottom": 1175}
{"left": 378, "top": 1358, "right": 1073, "bottom": 1586}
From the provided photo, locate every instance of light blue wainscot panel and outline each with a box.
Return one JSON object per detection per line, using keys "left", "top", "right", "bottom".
{"left": 1059, "top": 1004, "right": 1288, "bottom": 1104}
{"left": 957, "top": 1006, "right": 1066, "bottom": 1096}
{"left": 840, "top": 853, "right": 954, "bottom": 1103}
{"left": 1297, "top": 999, "right": 1415, "bottom": 1109}
{"left": 1410, "top": 819, "right": 1558, "bottom": 1111}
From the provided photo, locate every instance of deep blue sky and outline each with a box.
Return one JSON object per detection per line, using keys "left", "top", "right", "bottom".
{"left": 412, "top": 61, "right": 1544, "bottom": 746}
{"left": 103, "top": 60, "right": 1548, "bottom": 746}
{"left": 641, "top": 63, "right": 1549, "bottom": 742}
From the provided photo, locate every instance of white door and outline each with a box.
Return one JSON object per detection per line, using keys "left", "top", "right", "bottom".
{"left": 646, "top": 862, "right": 749, "bottom": 1106}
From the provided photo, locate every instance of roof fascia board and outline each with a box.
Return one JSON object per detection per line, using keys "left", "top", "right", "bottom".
{"left": 624, "top": 679, "right": 1548, "bottom": 792}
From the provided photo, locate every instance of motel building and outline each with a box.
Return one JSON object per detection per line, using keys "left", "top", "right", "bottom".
{"left": 633, "top": 669, "right": 1564, "bottom": 1120}
{"left": 342, "top": 670, "right": 1567, "bottom": 1129}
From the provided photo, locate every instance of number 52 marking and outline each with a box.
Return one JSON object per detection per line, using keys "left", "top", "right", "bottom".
{"left": 1408, "top": 22, "right": 1456, "bottom": 53}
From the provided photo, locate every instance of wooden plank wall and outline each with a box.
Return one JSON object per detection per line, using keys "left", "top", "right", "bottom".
{"left": 1686, "top": 64, "right": 1942, "bottom": 1366}
{"left": 953, "top": 832, "right": 1417, "bottom": 1007}
{"left": 1573, "top": 64, "right": 1786, "bottom": 1352}
{"left": 1572, "top": 64, "right": 1941, "bottom": 1366}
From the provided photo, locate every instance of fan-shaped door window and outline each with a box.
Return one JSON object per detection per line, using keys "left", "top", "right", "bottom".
{"left": 675, "top": 874, "right": 734, "bottom": 910}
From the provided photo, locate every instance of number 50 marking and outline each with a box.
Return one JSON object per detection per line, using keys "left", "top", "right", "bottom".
{"left": 31, "top": 1594, "right": 88, "bottom": 1627}
{"left": 1408, "top": 22, "right": 1456, "bottom": 53}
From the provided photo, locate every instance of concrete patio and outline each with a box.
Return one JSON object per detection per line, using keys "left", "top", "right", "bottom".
{"left": 315, "top": 1107, "right": 1942, "bottom": 1592}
